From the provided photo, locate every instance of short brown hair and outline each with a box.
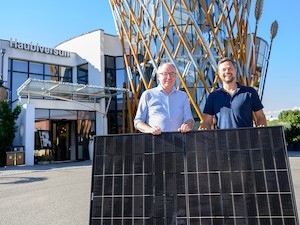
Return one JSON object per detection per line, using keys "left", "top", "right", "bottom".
{"left": 217, "top": 57, "right": 236, "bottom": 70}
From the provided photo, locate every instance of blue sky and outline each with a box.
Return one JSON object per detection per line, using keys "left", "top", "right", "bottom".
{"left": 0, "top": 0, "right": 298, "bottom": 117}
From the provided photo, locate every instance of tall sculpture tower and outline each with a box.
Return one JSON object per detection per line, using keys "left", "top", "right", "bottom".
{"left": 109, "top": 0, "right": 277, "bottom": 132}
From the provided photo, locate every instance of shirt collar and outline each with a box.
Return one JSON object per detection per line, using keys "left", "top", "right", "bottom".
{"left": 157, "top": 84, "right": 176, "bottom": 95}
{"left": 220, "top": 82, "right": 241, "bottom": 93}
{"left": 236, "top": 82, "right": 241, "bottom": 92}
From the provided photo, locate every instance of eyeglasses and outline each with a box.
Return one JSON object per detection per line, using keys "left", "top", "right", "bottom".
{"left": 159, "top": 72, "right": 177, "bottom": 77}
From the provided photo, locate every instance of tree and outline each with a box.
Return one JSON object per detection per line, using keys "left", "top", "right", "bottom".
{"left": 278, "top": 110, "right": 300, "bottom": 145}
{"left": 278, "top": 110, "right": 300, "bottom": 125}
{"left": 0, "top": 100, "right": 21, "bottom": 167}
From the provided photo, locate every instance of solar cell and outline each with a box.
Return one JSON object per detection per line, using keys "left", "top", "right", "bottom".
{"left": 90, "top": 127, "right": 299, "bottom": 225}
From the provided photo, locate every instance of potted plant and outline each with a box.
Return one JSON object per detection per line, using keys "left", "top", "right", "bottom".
{"left": 35, "top": 153, "right": 54, "bottom": 165}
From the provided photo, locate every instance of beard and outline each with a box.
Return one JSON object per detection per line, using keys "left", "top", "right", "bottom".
{"left": 222, "top": 75, "right": 236, "bottom": 84}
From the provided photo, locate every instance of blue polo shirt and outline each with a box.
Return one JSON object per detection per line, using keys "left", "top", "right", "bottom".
{"left": 203, "top": 83, "right": 264, "bottom": 129}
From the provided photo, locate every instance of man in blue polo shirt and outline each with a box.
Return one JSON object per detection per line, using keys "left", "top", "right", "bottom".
{"left": 200, "top": 57, "right": 267, "bottom": 129}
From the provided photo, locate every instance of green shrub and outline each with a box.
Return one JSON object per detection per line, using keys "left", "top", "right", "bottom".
{"left": 278, "top": 110, "right": 300, "bottom": 145}
{"left": 0, "top": 100, "right": 21, "bottom": 167}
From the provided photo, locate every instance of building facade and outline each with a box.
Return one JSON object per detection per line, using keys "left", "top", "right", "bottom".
{"left": 0, "top": 29, "right": 126, "bottom": 165}
{"left": 0, "top": 1, "right": 276, "bottom": 166}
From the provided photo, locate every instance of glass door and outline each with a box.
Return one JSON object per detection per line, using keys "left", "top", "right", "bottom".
{"left": 52, "top": 121, "right": 71, "bottom": 161}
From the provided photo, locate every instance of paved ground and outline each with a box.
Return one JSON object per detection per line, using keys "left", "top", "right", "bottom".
{"left": 0, "top": 152, "right": 300, "bottom": 225}
{"left": 288, "top": 152, "right": 300, "bottom": 218}
{"left": 0, "top": 161, "right": 92, "bottom": 225}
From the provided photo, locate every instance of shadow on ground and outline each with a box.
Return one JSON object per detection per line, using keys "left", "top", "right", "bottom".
{"left": 0, "top": 160, "right": 92, "bottom": 177}
{"left": 0, "top": 176, "right": 47, "bottom": 184}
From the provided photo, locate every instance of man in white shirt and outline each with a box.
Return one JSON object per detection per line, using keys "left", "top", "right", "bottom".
{"left": 134, "top": 62, "right": 194, "bottom": 135}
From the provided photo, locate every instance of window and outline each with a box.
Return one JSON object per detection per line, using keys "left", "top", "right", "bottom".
{"left": 44, "top": 64, "right": 72, "bottom": 82}
{"left": 11, "top": 72, "right": 28, "bottom": 102}
{"left": 60, "top": 66, "right": 72, "bottom": 82}
{"left": 29, "top": 62, "right": 43, "bottom": 74}
{"left": 105, "top": 55, "right": 129, "bottom": 134}
{"left": 9, "top": 59, "right": 73, "bottom": 102}
{"left": 77, "top": 64, "right": 88, "bottom": 84}
{"left": 12, "top": 60, "right": 28, "bottom": 72}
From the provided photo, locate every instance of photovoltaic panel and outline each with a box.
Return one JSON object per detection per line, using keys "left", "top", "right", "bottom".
{"left": 90, "top": 126, "right": 299, "bottom": 225}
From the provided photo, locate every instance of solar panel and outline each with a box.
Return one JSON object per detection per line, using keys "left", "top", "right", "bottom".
{"left": 90, "top": 126, "right": 299, "bottom": 225}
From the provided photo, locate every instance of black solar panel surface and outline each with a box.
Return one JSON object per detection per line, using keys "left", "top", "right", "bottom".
{"left": 90, "top": 127, "right": 299, "bottom": 225}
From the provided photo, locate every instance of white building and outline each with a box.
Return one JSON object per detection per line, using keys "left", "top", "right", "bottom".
{"left": 0, "top": 29, "right": 126, "bottom": 165}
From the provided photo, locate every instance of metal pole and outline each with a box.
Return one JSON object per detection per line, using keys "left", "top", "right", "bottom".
{"left": 260, "top": 20, "right": 278, "bottom": 101}
{"left": 0, "top": 49, "right": 7, "bottom": 101}
{"left": 0, "top": 48, "right": 6, "bottom": 82}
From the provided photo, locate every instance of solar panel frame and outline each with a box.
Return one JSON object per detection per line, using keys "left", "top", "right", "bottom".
{"left": 89, "top": 126, "right": 299, "bottom": 225}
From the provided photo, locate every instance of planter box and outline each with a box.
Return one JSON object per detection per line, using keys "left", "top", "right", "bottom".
{"left": 16, "top": 152, "right": 24, "bottom": 165}
{"left": 294, "top": 142, "right": 300, "bottom": 151}
{"left": 287, "top": 143, "right": 300, "bottom": 151}
{"left": 6, "top": 152, "right": 16, "bottom": 166}
{"left": 37, "top": 161, "right": 50, "bottom": 165}
{"left": 287, "top": 144, "right": 295, "bottom": 151}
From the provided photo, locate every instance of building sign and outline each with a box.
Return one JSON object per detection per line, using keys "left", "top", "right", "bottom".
{"left": 9, "top": 39, "right": 71, "bottom": 57}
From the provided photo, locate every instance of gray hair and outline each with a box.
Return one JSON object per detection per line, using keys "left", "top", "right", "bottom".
{"left": 157, "top": 62, "right": 176, "bottom": 74}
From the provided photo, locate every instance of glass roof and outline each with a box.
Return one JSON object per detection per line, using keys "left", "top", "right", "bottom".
{"left": 17, "top": 78, "right": 127, "bottom": 101}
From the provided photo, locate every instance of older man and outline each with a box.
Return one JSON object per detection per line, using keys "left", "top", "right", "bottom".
{"left": 134, "top": 62, "right": 194, "bottom": 135}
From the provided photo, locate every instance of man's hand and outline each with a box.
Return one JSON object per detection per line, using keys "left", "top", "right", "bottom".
{"left": 198, "top": 114, "right": 213, "bottom": 130}
{"left": 136, "top": 122, "right": 162, "bottom": 135}
{"left": 178, "top": 123, "right": 192, "bottom": 133}
{"left": 148, "top": 126, "right": 162, "bottom": 135}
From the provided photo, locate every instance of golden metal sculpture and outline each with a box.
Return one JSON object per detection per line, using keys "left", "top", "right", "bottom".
{"left": 109, "top": 0, "right": 277, "bottom": 133}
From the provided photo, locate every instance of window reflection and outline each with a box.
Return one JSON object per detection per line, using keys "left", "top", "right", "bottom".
{"left": 35, "top": 109, "right": 50, "bottom": 119}
{"left": 77, "top": 64, "right": 88, "bottom": 84}
{"left": 11, "top": 72, "right": 28, "bottom": 102}
{"left": 29, "top": 62, "right": 43, "bottom": 74}
{"left": 33, "top": 110, "right": 96, "bottom": 161}
{"left": 47, "top": 65, "right": 72, "bottom": 82}
{"left": 49, "top": 65, "right": 59, "bottom": 80}
{"left": 9, "top": 59, "right": 73, "bottom": 102}
{"left": 45, "top": 64, "right": 55, "bottom": 75}
{"left": 12, "top": 60, "right": 28, "bottom": 72}
{"left": 50, "top": 110, "right": 77, "bottom": 120}
{"left": 61, "top": 66, "right": 72, "bottom": 82}
{"left": 105, "top": 55, "right": 129, "bottom": 134}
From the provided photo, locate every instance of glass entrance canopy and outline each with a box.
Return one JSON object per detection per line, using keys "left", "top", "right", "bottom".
{"left": 17, "top": 78, "right": 127, "bottom": 115}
